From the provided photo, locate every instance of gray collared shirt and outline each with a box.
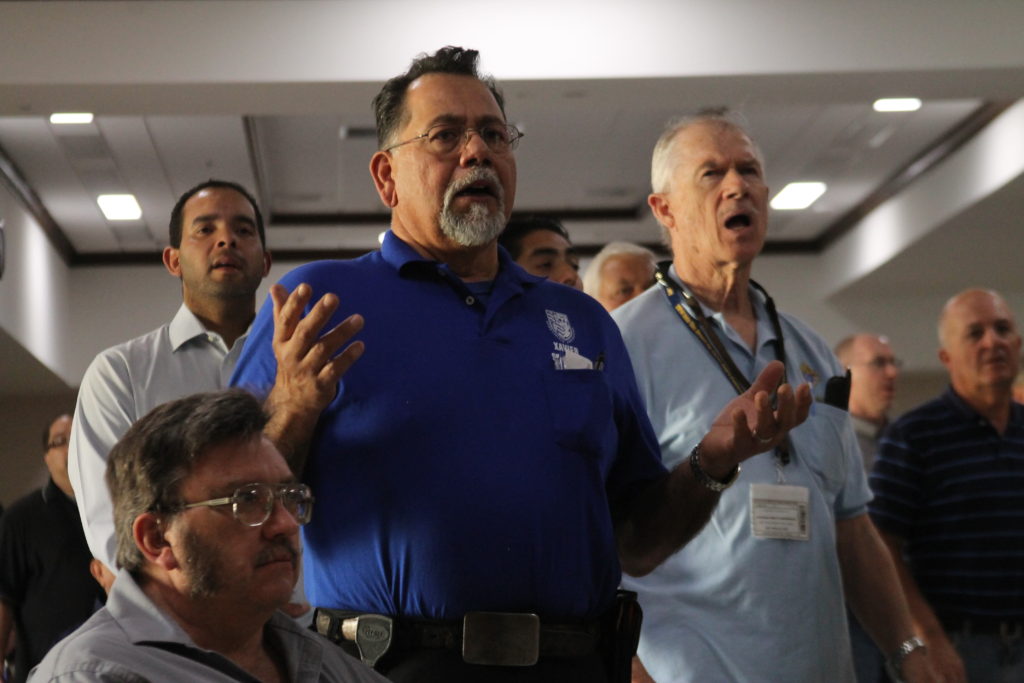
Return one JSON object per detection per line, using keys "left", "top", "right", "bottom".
{"left": 29, "top": 570, "right": 386, "bottom": 682}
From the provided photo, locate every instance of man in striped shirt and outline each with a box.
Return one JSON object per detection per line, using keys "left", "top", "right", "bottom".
{"left": 871, "top": 288, "right": 1024, "bottom": 683}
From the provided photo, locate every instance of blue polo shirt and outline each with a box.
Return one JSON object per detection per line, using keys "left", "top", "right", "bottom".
{"left": 870, "top": 389, "right": 1024, "bottom": 622}
{"left": 231, "top": 232, "right": 665, "bottom": 620}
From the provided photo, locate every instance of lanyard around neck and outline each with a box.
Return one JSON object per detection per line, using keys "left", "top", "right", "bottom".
{"left": 655, "top": 263, "right": 791, "bottom": 464}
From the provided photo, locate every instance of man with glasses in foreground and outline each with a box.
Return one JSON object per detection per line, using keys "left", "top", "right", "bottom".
{"left": 233, "top": 47, "right": 809, "bottom": 682}
{"left": 30, "top": 390, "right": 385, "bottom": 683}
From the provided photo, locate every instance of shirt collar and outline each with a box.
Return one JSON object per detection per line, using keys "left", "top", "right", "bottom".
{"left": 168, "top": 304, "right": 214, "bottom": 351}
{"left": 944, "top": 385, "right": 1024, "bottom": 425}
{"left": 41, "top": 477, "right": 69, "bottom": 504}
{"left": 379, "top": 229, "right": 541, "bottom": 290}
{"left": 667, "top": 264, "right": 777, "bottom": 352}
{"left": 850, "top": 413, "right": 887, "bottom": 439}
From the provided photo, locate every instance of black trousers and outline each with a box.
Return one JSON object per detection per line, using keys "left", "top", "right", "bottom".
{"left": 339, "top": 641, "right": 610, "bottom": 683}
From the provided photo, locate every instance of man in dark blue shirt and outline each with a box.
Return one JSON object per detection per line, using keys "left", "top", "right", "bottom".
{"left": 232, "top": 46, "right": 810, "bottom": 682}
{"left": 872, "top": 288, "right": 1024, "bottom": 683}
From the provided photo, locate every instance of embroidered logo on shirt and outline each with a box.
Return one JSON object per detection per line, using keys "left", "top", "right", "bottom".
{"left": 800, "top": 362, "right": 820, "bottom": 387}
{"left": 545, "top": 310, "right": 575, "bottom": 343}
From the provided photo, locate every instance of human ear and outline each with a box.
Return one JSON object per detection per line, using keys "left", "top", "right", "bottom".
{"left": 370, "top": 151, "right": 398, "bottom": 208}
{"left": 133, "top": 513, "right": 180, "bottom": 570}
{"left": 162, "top": 247, "right": 182, "bottom": 278}
{"left": 648, "top": 193, "right": 676, "bottom": 231}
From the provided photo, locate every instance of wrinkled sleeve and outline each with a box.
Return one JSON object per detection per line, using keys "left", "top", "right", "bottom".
{"left": 68, "top": 352, "right": 136, "bottom": 570}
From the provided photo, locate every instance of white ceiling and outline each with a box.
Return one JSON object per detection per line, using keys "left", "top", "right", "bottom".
{"left": 1, "top": 0, "right": 1023, "bottom": 394}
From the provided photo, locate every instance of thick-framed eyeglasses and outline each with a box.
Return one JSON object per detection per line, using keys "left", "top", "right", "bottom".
{"left": 384, "top": 123, "right": 523, "bottom": 155}
{"left": 182, "top": 482, "right": 314, "bottom": 527}
{"left": 858, "top": 357, "right": 904, "bottom": 371}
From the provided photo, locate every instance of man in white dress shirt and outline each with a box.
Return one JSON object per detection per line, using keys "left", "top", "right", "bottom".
{"left": 68, "top": 179, "right": 272, "bottom": 575}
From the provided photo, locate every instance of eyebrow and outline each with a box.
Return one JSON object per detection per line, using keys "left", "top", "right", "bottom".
{"left": 191, "top": 213, "right": 256, "bottom": 228}
{"left": 526, "top": 246, "right": 578, "bottom": 259}
{"left": 425, "top": 113, "right": 506, "bottom": 130}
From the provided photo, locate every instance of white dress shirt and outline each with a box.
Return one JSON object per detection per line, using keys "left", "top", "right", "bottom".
{"left": 68, "top": 304, "right": 247, "bottom": 570}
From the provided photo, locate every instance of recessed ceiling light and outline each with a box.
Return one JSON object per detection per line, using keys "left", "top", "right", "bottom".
{"left": 49, "top": 112, "right": 94, "bottom": 125}
{"left": 97, "top": 194, "right": 142, "bottom": 221}
{"left": 770, "top": 182, "right": 827, "bottom": 210}
{"left": 873, "top": 98, "right": 922, "bottom": 113}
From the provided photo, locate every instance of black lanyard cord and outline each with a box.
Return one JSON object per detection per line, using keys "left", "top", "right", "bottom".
{"left": 654, "top": 263, "right": 792, "bottom": 465}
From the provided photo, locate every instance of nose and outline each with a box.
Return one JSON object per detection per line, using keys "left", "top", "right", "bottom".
{"left": 722, "top": 168, "right": 748, "bottom": 198}
{"left": 262, "top": 496, "right": 301, "bottom": 538}
{"left": 459, "top": 129, "right": 493, "bottom": 167}
{"left": 553, "top": 260, "right": 582, "bottom": 290}
{"left": 215, "top": 225, "right": 238, "bottom": 247}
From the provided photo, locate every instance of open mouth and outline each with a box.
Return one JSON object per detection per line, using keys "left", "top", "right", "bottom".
{"left": 725, "top": 213, "right": 752, "bottom": 229}
{"left": 212, "top": 259, "right": 241, "bottom": 271}
{"left": 455, "top": 181, "right": 497, "bottom": 200}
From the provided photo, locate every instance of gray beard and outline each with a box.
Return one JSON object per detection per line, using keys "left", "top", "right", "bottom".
{"left": 438, "top": 170, "right": 507, "bottom": 247}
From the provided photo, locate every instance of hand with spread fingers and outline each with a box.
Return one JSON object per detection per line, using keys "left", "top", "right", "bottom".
{"left": 698, "top": 360, "right": 812, "bottom": 479}
{"left": 264, "top": 282, "right": 365, "bottom": 471}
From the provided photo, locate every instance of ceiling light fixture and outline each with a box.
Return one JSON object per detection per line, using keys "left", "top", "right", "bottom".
{"left": 97, "top": 194, "right": 142, "bottom": 221}
{"left": 872, "top": 98, "right": 922, "bottom": 113}
{"left": 49, "top": 112, "right": 95, "bottom": 125}
{"left": 770, "top": 182, "right": 827, "bottom": 210}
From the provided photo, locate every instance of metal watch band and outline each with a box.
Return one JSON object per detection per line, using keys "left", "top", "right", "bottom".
{"left": 689, "top": 444, "right": 740, "bottom": 492}
{"left": 886, "top": 635, "right": 927, "bottom": 682}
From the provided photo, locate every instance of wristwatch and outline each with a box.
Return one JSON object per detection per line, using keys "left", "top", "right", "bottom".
{"left": 689, "top": 443, "right": 740, "bottom": 492}
{"left": 885, "top": 635, "right": 927, "bottom": 682}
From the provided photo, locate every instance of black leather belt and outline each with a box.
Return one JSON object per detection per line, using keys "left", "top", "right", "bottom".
{"left": 315, "top": 608, "right": 602, "bottom": 668}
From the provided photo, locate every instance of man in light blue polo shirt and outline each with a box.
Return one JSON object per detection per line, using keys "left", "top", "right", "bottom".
{"left": 612, "top": 114, "right": 935, "bottom": 682}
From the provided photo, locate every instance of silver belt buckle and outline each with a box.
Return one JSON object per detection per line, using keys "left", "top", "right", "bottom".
{"left": 341, "top": 614, "right": 393, "bottom": 668}
{"left": 462, "top": 611, "right": 540, "bottom": 666}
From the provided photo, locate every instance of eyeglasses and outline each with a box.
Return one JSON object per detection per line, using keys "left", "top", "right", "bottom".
{"left": 856, "top": 357, "right": 904, "bottom": 371}
{"left": 384, "top": 123, "right": 523, "bottom": 155}
{"left": 182, "top": 483, "right": 314, "bottom": 527}
{"left": 46, "top": 436, "right": 69, "bottom": 450}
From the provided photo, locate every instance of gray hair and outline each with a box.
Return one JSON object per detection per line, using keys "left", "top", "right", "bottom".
{"left": 105, "top": 389, "right": 269, "bottom": 573}
{"left": 583, "top": 241, "right": 658, "bottom": 297}
{"left": 650, "top": 112, "right": 764, "bottom": 194}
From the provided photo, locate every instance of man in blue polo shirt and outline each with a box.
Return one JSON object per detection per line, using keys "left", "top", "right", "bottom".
{"left": 231, "top": 47, "right": 810, "bottom": 682}
{"left": 871, "top": 288, "right": 1024, "bottom": 682}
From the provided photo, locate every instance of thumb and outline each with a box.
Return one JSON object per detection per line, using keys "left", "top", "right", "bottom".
{"left": 747, "top": 360, "right": 785, "bottom": 397}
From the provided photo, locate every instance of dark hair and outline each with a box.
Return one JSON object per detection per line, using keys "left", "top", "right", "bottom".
{"left": 498, "top": 215, "right": 571, "bottom": 260}
{"left": 372, "top": 46, "right": 506, "bottom": 149}
{"left": 105, "top": 389, "right": 269, "bottom": 572}
{"left": 167, "top": 179, "right": 266, "bottom": 249}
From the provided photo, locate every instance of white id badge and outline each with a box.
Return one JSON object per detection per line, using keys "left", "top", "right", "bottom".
{"left": 750, "top": 484, "right": 810, "bottom": 541}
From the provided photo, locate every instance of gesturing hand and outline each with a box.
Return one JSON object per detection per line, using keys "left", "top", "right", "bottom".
{"left": 264, "top": 283, "right": 365, "bottom": 469}
{"left": 698, "top": 361, "right": 812, "bottom": 478}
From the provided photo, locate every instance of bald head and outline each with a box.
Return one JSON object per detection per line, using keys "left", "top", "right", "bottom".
{"left": 835, "top": 334, "right": 899, "bottom": 422}
{"left": 938, "top": 288, "right": 1021, "bottom": 400}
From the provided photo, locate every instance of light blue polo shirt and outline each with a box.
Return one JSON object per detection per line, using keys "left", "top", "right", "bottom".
{"left": 612, "top": 269, "right": 869, "bottom": 683}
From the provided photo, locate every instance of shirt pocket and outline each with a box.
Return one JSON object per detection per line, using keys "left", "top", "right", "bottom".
{"left": 797, "top": 401, "right": 852, "bottom": 501}
{"left": 541, "top": 369, "right": 616, "bottom": 461}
